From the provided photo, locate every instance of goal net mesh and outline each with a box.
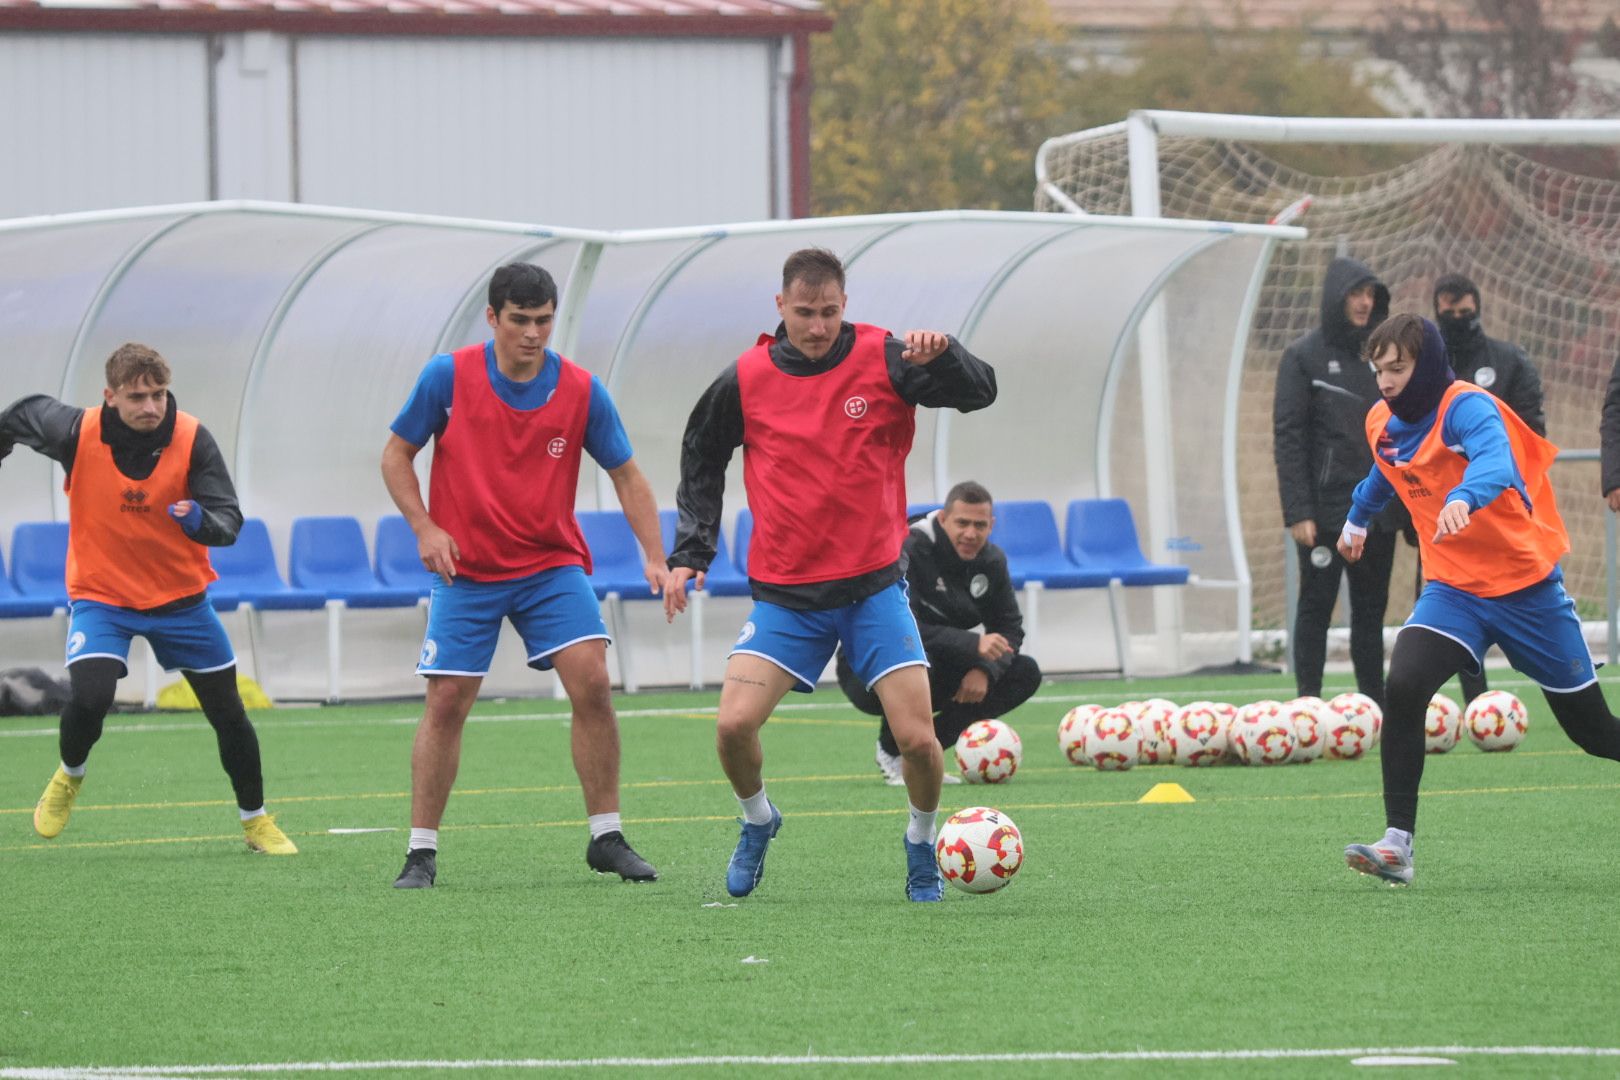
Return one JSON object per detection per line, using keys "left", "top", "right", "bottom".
{"left": 1039, "top": 130, "right": 1620, "bottom": 635}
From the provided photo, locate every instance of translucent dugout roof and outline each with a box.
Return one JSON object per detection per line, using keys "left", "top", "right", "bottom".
{"left": 0, "top": 200, "right": 1302, "bottom": 650}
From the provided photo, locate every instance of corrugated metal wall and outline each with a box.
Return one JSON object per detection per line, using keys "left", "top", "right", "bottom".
{"left": 0, "top": 32, "right": 778, "bottom": 229}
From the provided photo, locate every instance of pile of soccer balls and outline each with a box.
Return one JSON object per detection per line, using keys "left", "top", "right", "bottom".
{"left": 1046, "top": 690, "right": 1528, "bottom": 770}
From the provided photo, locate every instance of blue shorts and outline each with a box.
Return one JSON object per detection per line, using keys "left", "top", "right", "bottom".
{"left": 1407, "top": 574, "right": 1596, "bottom": 692}
{"left": 66, "top": 598, "right": 236, "bottom": 675}
{"left": 418, "top": 565, "right": 608, "bottom": 676}
{"left": 730, "top": 581, "right": 928, "bottom": 694}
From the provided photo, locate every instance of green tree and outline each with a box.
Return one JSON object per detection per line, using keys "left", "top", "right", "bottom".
{"left": 1070, "top": 22, "right": 1409, "bottom": 175}
{"left": 810, "top": 0, "right": 1070, "bottom": 215}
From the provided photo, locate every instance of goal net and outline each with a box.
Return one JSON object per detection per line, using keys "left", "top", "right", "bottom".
{"left": 1037, "top": 113, "right": 1620, "bottom": 643}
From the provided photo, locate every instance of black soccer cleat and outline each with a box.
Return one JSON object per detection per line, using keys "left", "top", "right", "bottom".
{"left": 392, "top": 848, "right": 437, "bottom": 889}
{"left": 586, "top": 831, "right": 659, "bottom": 882}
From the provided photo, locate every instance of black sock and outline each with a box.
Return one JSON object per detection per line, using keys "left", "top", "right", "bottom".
{"left": 188, "top": 666, "right": 265, "bottom": 811}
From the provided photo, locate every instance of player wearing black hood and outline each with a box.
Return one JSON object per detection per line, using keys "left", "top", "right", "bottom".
{"left": 1272, "top": 256, "right": 1397, "bottom": 709}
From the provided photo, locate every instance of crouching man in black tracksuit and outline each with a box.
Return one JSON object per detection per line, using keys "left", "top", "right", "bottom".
{"left": 836, "top": 481, "right": 1041, "bottom": 784}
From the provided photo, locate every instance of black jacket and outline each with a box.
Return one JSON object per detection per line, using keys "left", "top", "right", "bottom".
{"left": 1444, "top": 330, "right": 1546, "bottom": 437}
{"left": 0, "top": 393, "right": 242, "bottom": 547}
{"left": 1601, "top": 355, "right": 1620, "bottom": 497}
{"left": 903, "top": 513, "right": 1024, "bottom": 680}
{"left": 1272, "top": 257, "right": 1396, "bottom": 534}
{"left": 668, "top": 322, "right": 997, "bottom": 611}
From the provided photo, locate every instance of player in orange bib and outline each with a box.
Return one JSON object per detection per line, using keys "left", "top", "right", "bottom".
{"left": 1337, "top": 314, "right": 1620, "bottom": 885}
{"left": 0, "top": 343, "right": 296, "bottom": 854}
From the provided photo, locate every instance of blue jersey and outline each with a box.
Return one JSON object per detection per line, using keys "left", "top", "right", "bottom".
{"left": 1347, "top": 390, "right": 1523, "bottom": 529}
{"left": 390, "top": 343, "right": 633, "bottom": 470}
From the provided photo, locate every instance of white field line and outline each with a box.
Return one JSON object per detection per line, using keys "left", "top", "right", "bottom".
{"left": 0, "top": 673, "right": 1600, "bottom": 740}
{"left": 4, "top": 1046, "right": 1620, "bottom": 1076}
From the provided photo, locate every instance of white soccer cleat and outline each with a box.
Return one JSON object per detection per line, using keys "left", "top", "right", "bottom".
{"left": 1345, "top": 840, "right": 1413, "bottom": 886}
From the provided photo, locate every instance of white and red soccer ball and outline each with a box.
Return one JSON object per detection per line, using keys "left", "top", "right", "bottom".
{"left": 1425, "top": 693, "right": 1463, "bottom": 754}
{"left": 1282, "top": 697, "right": 1327, "bottom": 763}
{"left": 1170, "top": 701, "right": 1227, "bottom": 766}
{"left": 1325, "top": 692, "right": 1382, "bottom": 760}
{"left": 1059, "top": 704, "right": 1100, "bottom": 767}
{"left": 1464, "top": 690, "right": 1528, "bottom": 751}
{"left": 934, "top": 806, "right": 1024, "bottom": 894}
{"left": 1084, "top": 707, "right": 1142, "bottom": 771}
{"left": 955, "top": 719, "right": 1022, "bottom": 783}
{"left": 1134, "top": 698, "right": 1178, "bottom": 765}
{"left": 1232, "top": 700, "right": 1296, "bottom": 765}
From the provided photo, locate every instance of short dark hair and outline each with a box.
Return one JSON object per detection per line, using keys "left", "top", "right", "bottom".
{"left": 782, "top": 247, "right": 845, "bottom": 294}
{"left": 105, "top": 342, "right": 171, "bottom": 390}
{"left": 1363, "top": 312, "right": 1426, "bottom": 364}
{"left": 489, "top": 263, "right": 559, "bottom": 315}
{"left": 1433, "top": 272, "right": 1480, "bottom": 309}
{"left": 943, "top": 480, "right": 993, "bottom": 514}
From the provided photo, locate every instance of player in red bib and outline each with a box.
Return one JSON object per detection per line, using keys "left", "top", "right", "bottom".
{"left": 1, "top": 343, "right": 296, "bottom": 855}
{"left": 664, "top": 248, "right": 998, "bottom": 901}
{"left": 382, "top": 263, "right": 670, "bottom": 889}
{"left": 1338, "top": 314, "right": 1620, "bottom": 885}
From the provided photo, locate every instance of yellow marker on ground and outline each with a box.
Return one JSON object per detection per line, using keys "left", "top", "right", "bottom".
{"left": 1138, "top": 782, "right": 1195, "bottom": 804}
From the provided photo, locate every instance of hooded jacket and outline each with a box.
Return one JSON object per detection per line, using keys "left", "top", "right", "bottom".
{"left": 1272, "top": 257, "right": 1399, "bottom": 534}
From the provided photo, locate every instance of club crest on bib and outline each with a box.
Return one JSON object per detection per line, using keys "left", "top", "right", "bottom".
{"left": 547, "top": 437, "right": 567, "bottom": 458}
{"left": 843, "top": 396, "right": 868, "bottom": 419}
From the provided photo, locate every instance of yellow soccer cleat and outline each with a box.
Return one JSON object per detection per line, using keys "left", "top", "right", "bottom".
{"left": 33, "top": 767, "right": 83, "bottom": 839}
{"left": 242, "top": 813, "right": 299, "bottom": 855}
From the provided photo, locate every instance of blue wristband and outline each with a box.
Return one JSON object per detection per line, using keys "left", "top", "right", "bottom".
{"left": 169, "top": 502, "right": 204, "bottom": 532}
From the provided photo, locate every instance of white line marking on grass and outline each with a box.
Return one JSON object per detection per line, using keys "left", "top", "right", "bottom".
{"left": 1352, "top": 1056, "right": 1457, "bottom": 1066}
{"left": 326, "top": 828, "right": 397, "bottom": 835}
{"left": 5, "top": 1046, "right": 1619, "bottom": 1076}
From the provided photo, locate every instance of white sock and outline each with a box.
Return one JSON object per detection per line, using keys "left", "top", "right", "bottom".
{"left": 906, "top": 803, "right": 938, "bottom": 845}
{"left": 587, "top": 812, "right": 622, "bottom": 840}
{"left": 409, "top": 828, "right": 439, "bottom": 852}
{"left": 60, "top": 761, "right": 86, "bottom": 778}
{"left": 1384, "top": 827, "right": 1413, "bottom": 854}
{"left": 738, "top": 788, "right": 774, "bottom": 826}
{"left": 239, "top": 806, "right": 266, "bottom": 822}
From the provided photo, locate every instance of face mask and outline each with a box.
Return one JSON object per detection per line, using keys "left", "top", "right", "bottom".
{"left": 1435, "top": 311, "right": 1481, "bottom": 345}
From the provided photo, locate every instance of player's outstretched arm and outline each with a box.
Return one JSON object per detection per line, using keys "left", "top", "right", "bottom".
{"left": 381, "top": 433, "right": 459, "bottom": 584}
{"left": 607, "top": 457, "right": 672, "bottom": 604}
{"left": 0, "top": 394, "right": 82, "bottom": 471}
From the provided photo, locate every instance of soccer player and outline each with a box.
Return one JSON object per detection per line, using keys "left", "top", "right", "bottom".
{"left": 0, "top": 343, "right": 296, "bottom": 854}
{"left": 834, "top": 481, "right": 1040, "bottom": 785}
{"left": 1337, "top": 314, "right": 1620, "bottom": 885}
{"left": 663, "top": 247, "right": 997, "bottom": 902}
{"left": 382, "top": 262, "right": 668, "bottom": 889}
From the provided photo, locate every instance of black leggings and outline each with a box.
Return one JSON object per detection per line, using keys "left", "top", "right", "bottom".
{"left": 1380, "top": 627, "right": 1620, "bottom": 833}
{"left": 60, "top": 658, "right": 265, "bottom": 811}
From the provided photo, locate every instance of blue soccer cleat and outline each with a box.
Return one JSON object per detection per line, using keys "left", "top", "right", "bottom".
{"left": 725, "top": 803, "right": 782, "bottom": 897}
{"left": 904, "top": 836, "right": 944, "bottom": 902}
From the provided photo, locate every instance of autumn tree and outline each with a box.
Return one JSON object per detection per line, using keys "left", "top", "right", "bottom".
{"left": 810, "top": 0, "right": 1071, "bottom": 215}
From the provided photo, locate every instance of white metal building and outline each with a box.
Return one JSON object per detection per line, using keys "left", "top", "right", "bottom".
{"left": 0, "top": 0, "right": 829, "bottom": 227}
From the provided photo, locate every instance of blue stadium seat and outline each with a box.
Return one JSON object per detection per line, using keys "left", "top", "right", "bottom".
{"left": 10, "top": 522, "right": 70, "bottom": 610}
{"left": 289, "top": 516, "right": 422, "bottom": 609}
{"left": 0, "top": 542, "right": 61, "bottom": 618}
{"left": 1065, "top": 499, "right": 1190, "bottom": 587}
{"left": 373, "top": 515, "right": 438, "bottom": 600}
{"left": 659, "top": 510, "right": 750, "bottom": 598}
{"left": 578, "top": 509, "right": 667, "bottom": 693}
{"left": 211, "top": 519, "right": 325, "bottom": 611}
{"left": 907, "top": 502, "right": 942, "bottom": 521}
{"left": 992, "top": 501, "right": 1111, "bottom": 589}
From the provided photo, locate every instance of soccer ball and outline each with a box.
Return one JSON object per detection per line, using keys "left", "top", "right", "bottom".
{"left": 1425, "top": 693, "right": 1463, "bottom": 754}
{"left": 1233, "top": 700, "right": 1295, "bottom": 765}
{"left": 1329, "top": 692, "right": 1383, "bottom": 745}
{"left": 934, "top": 806, "right": 1024, "bottom": 894}
{"left": 1282, "top": 697, "right": 1327, "bottom": 763}
{"left": 1325, "top": 692, "right": 1380, "bottom": 760}
{"left": 1059, "top": 704, "right": 1100, "bottom": 766}
{"left": 1464, "top": 690, "right": 1528, "bottom": 751}
{"left": 1170, "top": 701, "right": 1227, "bottom": 766}
{"left": 1135, "top": 698, "right": 1178, "bottom": 765}
{"left": 1084, "top": 707, "right": 1142, "bottom": 771}
{"left": 955, "top": 719, "right": 1022, "bottom": 783}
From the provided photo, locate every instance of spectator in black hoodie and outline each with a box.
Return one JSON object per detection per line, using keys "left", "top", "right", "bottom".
{"left": 1273, "top": 256, "right": 1395, "bottom": 709}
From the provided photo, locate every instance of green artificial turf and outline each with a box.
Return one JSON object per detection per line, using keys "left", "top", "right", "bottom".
{"left": 3, "top": 671, "right": 1619, "bottom": 1078}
